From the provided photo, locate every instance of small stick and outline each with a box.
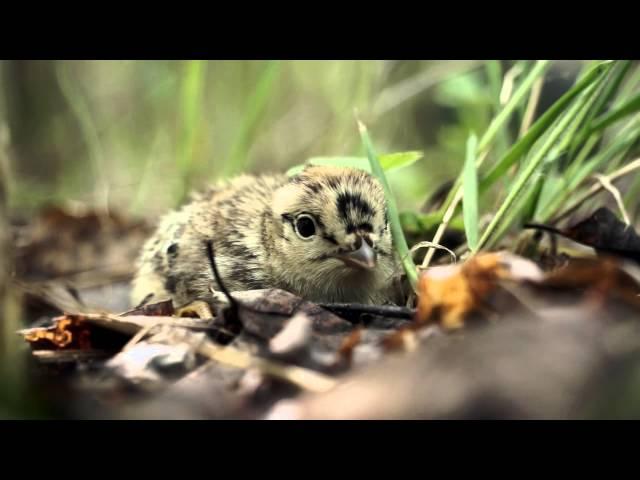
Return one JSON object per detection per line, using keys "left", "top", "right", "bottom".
{"left": 204, "top": 240, "right": 239, "bottom": 311}
{"left": 78, "top": 310, "right": 336, "bottom": 393}
{"left": 522, "top": 223, "right": 563, "bottom": 236}
{"left": 593, "top": 173, "right": 631, "bottom": 225}
{"left": 122, "top": 321, "right": 158, "bottom": 351}
{"left": 318, "top": 303, "right": 415, "bottom": 320}
{"left": 550, "top": 157, "right": 640, "bottom": 225}
{"left": 197, "top": 341, "right": 337, "bottom": 394}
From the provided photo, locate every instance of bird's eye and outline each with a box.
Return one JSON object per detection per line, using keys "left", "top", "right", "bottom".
{"left": 294, "top": 214, "right": 317, "bottom": 239}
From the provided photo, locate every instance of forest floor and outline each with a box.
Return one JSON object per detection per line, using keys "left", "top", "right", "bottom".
{"left": 10, "top": 204, "right": 640, "bottom": 419}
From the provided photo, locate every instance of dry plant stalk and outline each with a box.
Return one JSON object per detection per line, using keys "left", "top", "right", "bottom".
{"left": 83, "top": 312, "right": 338, "bottom": 394}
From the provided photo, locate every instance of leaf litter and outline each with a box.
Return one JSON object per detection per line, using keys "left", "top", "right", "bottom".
{"left": 11, "top": 205, "right": 640, "bottom": 419}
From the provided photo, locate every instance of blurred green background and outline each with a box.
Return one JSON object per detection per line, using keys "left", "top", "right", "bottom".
{"left": 0, "top": 60, "right": 523, "bottom": 219}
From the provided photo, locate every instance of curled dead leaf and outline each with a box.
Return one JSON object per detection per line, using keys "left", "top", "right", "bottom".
{"left": 539, "top": 256, "right": 640, "bottom": 311}
{"left": 416, "top": 252, "right": 543, "bottom": 330}
{"left": 20, "top": 314, "right": 92, "bottom": 350}
{"left": 526, "top": 207, "right": 640, "bottom": 265}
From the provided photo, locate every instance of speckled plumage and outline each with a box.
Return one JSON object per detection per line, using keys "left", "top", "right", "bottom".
{"left": 131, "top": 166, "right": 402, "bottom": 309}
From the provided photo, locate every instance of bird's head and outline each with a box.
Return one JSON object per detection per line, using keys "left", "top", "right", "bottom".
{"left": 269, "top": 165, "right": 396, "bottom": 302}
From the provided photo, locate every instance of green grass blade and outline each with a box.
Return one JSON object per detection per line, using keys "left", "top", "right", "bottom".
{"left": 462, "top": 133, "right": 479, "bottom": 252}
{"left": 562, "top": 65, "right": 618, "bottom": 159}
{"left": 538, "top": 122, "right": 640, "bottom": 221}
{"left": 572, "top": 134, "right": 601, "bottom": 171}
{"left": 358, "top": 120, "right": 418, "bottom": 291}
{"left": 477, "top": 60, "right": 550, "bottom": 153}
{"left": 55, "top": 62, "right": 108, "bottom": 210}
{"left": 477, "top": 81, "right": 599, "bottom": 250}
{"left": 521, "top": 173, "right": 546, "bottom": 224}
{"left": 589, "top": 91, "right": 640, "bottom": 134}
{"left": 486, "top": 61, "right": 503, "bottom": 106}
{"left": 586, "top": 61, "right": 631, "bottom": 124}
{"left": 438, "top": 61, "right": 550, "bottom": 215}
{"left": 485, "top": 176, "right": 542, "bottom": 250}
{"left": 400, "top": 211, "right": 464, "bottom": 234}
{"left": 567, "top": 61, "right": 633, "bottom": 154}
{"left": 542, "top": 76, "right": 604, "bottom": 168}
{"left": 574, "top": 60, "right": 631, "bottom": 136}
{"left": 223, "top": 61, "right": 281, "bottom": 177}
{"left": 624, "top": 170, "right": 640, "bottom": 220}
{"left": 177, "top": 60, "right": 207, "bottom": 200}
{"left": 480, "top": 61, "right": 613, "bottom": 193}
{"left": 620, "top": 64, "right": 640, "bottom": 98}
{"left": 485, "top": 60, "right": 510, "bottom": 157}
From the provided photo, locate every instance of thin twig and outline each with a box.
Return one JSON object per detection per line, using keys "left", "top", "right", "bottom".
{"left": 550, "top": 157, "right": 640, "bottom": 225}
{"left": 519, "top": 76, "right": 545, "bottom": 137}
{"left": 593, "top": 174, "right": 631, "bottom": 225}
{"left": 204, "top": 240, "right": 239, "bottom": 312}
{"left": 522, "top": 223, "right": 563, "bottom": 235}
{"left": 412, "top": 241, "right": 457, "bottom": 266}
{"left": 122, "top": 321, "right": 160, "bottom": 351}
{"left": 318, "top": 303, "right": 416, "bottom": 320}
{"left": 197, "top": 340, "right": 337, "bottom": 393}
{"left": 421, "top": 183, "right": 464, "bottom": 269}
{"left": 499, "top": 64, "right": 524, "bottom": 105}
{"left": 79, "top": 310, "right": 337, "bottom": 393}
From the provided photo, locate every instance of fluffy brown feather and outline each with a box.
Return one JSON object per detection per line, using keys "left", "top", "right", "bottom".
{"left": 131, "top": 166, "right": 402, "bottom": 308}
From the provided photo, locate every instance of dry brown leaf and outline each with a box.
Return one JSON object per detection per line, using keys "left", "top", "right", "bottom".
{"left": 539, "top": 256, "right": 640, "bottom": 310}
{"left": 416, "top": 252, "right": 543, "bottom": 330}
{"left": 13, "top": 205, "right": 151, "bottom": 284}
{"left": 336, "top": 327, "right": 363, "bottom": 364}
{"left": 20, "top": 314, "right": 93, "bottom": 349}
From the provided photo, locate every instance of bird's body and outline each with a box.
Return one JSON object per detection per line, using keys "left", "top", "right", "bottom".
{"left": 131, "top": 166, "right": 402, "bottom": 310}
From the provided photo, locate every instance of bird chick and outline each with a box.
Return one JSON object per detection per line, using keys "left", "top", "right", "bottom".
{"left": 131, "top": 166, "right": 402, "bottom": 311}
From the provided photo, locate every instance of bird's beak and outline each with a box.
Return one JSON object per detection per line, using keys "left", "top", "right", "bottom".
{"left": 333, "top": 239, "right": 377, "bottom": 270}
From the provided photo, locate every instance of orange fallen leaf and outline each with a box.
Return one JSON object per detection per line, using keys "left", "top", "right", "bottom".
{"left": 381, "top": 327, "right": 419, "bottom": 352}
{"left": 336, "top": 327, "right": 363, "bottom": 364}
{"left": 416, "top": 252, "right": 543, "bottom": 330}
{"left": 21, "top": 314, "right": 92, "bottom": 350}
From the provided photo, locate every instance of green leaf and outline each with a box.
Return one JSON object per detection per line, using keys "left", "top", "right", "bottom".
{"left": 379, "top": 151, "right": 423, "bottom": 171}
{"left": 462, "top": 134, "right": 479, "bottom": 252}
{"left": 286, "top": 151, "right": 423, "bottom": 176}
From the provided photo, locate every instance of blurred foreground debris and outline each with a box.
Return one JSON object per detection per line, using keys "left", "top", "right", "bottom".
{"left": 11, "top": 206, "right": 640, "bottom": 419}
{"left": 266, "top": 315, "right": 640, "bottom": 419}
{"left": 526, "top": 207, "right": 640, "bottom": 265}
